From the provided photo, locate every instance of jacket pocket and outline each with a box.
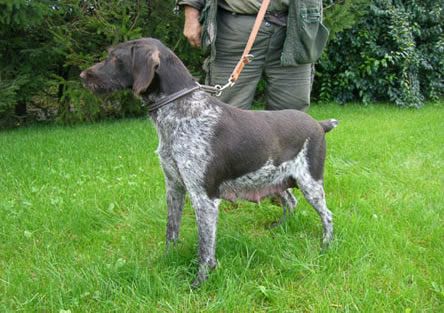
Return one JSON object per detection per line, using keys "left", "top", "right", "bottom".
{"left": 295, "top": 0, "right": 329, "bottom": 64}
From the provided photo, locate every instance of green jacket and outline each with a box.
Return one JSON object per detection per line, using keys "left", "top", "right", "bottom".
{"left": 178, "top": 0, "right": 329, "bottom": 65}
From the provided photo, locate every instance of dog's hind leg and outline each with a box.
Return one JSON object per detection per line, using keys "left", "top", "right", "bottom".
{"left": 270, "top": 189, "right": 298, "bottom": 228}
{"left": 188, "top": 192, "right": 220, "bottom": 288}
{"left": 298, "top": 178, "right": 333, "bottom": 248}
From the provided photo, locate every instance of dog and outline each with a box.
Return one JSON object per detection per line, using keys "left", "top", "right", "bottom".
{"left": 80, "top": 38, "right": 338, "bottom": 287}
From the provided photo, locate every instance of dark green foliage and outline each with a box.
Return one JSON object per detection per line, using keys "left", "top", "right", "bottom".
{"left": 47, "top": 0, "right": 146, "bottom": 123}
{"left": 322, "top": 0, "right": 370, "bottom": 39}
{"left": 0, "top": 0, "right": 195, "bottom": 127}
{"left": 0, "top": 0, "right": 54, "bottom": 127}
{"left": 316, "top": 0, "right": 444, "bottom": 107}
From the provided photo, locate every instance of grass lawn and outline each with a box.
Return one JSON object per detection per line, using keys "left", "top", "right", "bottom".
{"left": 1, "top": 103, "right": 443, "bottom": 312}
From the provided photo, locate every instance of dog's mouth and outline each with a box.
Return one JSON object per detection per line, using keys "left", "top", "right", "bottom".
{"left": 83, "top": 81, "right": 110, "bottom": 94}
{"left": 81, "top": 76, "right": 121, "bottom": 95}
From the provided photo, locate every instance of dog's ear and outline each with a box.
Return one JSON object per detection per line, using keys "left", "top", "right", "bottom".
{"left": 131, "top": 45, "right": 160, "bottom": 96}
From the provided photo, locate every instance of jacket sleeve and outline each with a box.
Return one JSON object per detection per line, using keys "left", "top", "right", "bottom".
{"left": 177, "top": 0, "right": 205, "bottom": 11}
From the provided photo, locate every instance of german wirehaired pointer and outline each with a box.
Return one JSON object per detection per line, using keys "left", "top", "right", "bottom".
{"left": 80, "top": 38, "right": 338, "bottom": 287}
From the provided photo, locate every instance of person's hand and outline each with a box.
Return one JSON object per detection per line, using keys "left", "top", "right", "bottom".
{"left": 183, "top": 6, "right": 201, "bottom": 48}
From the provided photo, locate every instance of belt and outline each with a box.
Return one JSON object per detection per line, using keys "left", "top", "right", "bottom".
{"left": 219, "top": 7, "right": 287, "bottom": 27}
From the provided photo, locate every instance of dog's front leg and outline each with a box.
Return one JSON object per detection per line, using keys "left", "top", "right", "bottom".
{"left": 189, "top": 192, "right": 220, "bottom": 288}
{"left": 160, "top": 158, "right": 186, "bottom": 248}
{"left": 165, "top": 180, "right": 186, "bottom": 248}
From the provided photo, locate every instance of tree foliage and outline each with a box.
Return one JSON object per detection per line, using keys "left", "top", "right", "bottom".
{"left": 322, "top": 0, "right": 370, "bottom": 39}
{"left": 0, "top": 0, "right": 190, "bottom": 127}
{"left": 0, "top": 0, "right": 54, "bottom": 126}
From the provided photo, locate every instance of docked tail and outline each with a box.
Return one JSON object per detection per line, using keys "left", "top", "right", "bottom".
{"left": 319, "top": 119, "right": 339, "bottom": 133}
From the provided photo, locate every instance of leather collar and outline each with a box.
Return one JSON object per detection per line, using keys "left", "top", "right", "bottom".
{"left": 148, "top": 84, "right": 201, "bottom": 113}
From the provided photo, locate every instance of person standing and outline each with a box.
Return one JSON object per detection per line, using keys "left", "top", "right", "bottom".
{"left": 177, "top": 0, "right": 329, "bottom": 111}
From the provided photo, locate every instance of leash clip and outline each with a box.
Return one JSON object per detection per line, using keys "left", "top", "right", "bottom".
{"left": 214, "top": 80, "right": 235, "bottom": 97}
{"left": 244, "top": 54, "right": 254, "bottom": 64}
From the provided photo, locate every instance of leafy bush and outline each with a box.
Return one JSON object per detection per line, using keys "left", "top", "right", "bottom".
{"left": 316, "top": 0, "right": 444, "bottom": 107}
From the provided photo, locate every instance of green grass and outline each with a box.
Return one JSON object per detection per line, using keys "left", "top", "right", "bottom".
{"left": 1, "top": 103, "right": 443, "bottom": 312}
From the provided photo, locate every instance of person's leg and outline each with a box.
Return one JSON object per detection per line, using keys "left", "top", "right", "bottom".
{"left": 263, "top": 25, "right": 313, "bottom": 111}
{"left": 208, "top": 10, "right": 271, "bottom": 109}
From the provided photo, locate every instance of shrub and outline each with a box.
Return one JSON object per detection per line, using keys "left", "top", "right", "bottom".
{"left": 316, "top": 0, "right": 444, "bottom": 107}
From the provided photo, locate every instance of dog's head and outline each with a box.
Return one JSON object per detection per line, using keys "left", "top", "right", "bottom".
{"left": 80, "top": 39, "right": 162, "bottom": 96}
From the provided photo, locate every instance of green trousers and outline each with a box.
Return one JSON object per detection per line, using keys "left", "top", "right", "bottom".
{"left": 207, "top": 9, "right": 313, "bottom": 111}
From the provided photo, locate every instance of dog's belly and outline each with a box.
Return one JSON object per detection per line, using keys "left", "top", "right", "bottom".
{"left": 218, "top": 159, "right": 300, "bottom": 203}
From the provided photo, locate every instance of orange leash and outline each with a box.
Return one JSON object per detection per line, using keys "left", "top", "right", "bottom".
{"left": 229, "top": 0, "right": 271, "bottom": 83}
{"left": 206, "top": 0, "right": 271, "bottom": 95}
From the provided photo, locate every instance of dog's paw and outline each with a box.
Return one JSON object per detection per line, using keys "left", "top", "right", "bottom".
{"left": 165, "top": 238, "right": 181, "bottom": 253}
{"left": 320, "top": 235, "right": 334, "bottom": 252}
{"left": 190, "top": 262, "right": 217, "bottom": 289}
{"left": 191, "top": 270, "right": 209, "bottom": 289}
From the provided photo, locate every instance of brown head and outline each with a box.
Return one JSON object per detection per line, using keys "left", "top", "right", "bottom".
{"left": 80, "top": 38, "right": 196, "bottom": 98}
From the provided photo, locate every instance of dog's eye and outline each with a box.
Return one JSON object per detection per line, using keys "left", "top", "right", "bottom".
{"left": 108, "top": 55, "right": 120, "bottom": 64}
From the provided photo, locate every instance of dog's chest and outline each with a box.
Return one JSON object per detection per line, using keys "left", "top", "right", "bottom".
{"left": 154, "top": 94, "right": 222, "bottom": 184}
